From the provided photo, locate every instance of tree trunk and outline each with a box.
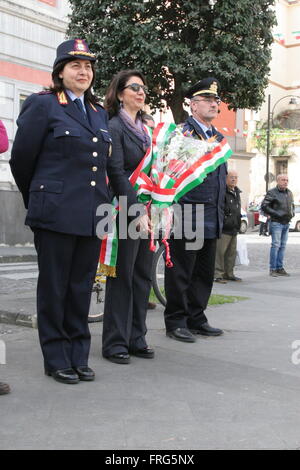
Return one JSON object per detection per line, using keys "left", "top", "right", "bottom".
{"left": 168, "top": 74, "right": 188, "bottom": 124}
{"left": 169, "top": 98, "right": 189, "bottom": 124}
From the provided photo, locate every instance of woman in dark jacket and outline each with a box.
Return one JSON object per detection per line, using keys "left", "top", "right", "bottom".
{"left": 102, "top": 70, "right": 154, "bottom": 364}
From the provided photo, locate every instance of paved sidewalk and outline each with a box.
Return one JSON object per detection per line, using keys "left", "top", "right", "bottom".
{"left": 0, "top": 245, "right": 37, "bottom": 264}
{"left": 1, "top": 239, "right": 300, "bottom": 449}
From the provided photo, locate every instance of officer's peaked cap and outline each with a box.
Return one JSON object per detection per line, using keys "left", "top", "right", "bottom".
{"left": 53, "top": 39, "right": 96, "bottom": 68}
{"left": 185, "top": 77, "right": 220, "bottom": 99}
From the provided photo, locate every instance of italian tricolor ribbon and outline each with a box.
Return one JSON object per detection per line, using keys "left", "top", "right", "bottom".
{"left": 99, "top": 123, "right": 232, "bottom": 277}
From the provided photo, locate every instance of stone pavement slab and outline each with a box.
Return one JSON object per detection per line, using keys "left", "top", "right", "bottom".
{"left": 1, "top": 234, "right": 300, "bottom": 450}
{"left": 0, "top": 245, "right": 37, "bottom": 264}
{"left": 1, "top": 266, "right": 300, "bottom": 450}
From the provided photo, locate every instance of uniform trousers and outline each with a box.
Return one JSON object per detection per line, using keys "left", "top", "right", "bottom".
{"left": 33, "top": 228, "right": 100, "bottom": 372}
{"left": 102, "top": 236, "right": 153, "bottom": 357}
{"left": 214, "top": 233, "right": 237, "bottom": 279}
{"left": 164, "top": 237, "right": 217, "bottom": 332}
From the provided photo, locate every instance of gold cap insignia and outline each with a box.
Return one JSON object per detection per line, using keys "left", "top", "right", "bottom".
{"left": 193, "top": 81, "right": 219, "bottom": 97}
{"left": 74, "top": 39, "right": 87, "bottom": 52}
{"left": 209, "top": 81, "right": 218, "bottom": 94}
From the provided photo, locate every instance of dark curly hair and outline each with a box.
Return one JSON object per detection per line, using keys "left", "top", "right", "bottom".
{"left": 104, "top": 69, "right": 147, "bottom": 118}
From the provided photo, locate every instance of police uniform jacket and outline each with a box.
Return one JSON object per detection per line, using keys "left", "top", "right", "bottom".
{"left": 180, "top": 116, "right": 227, "bottom": 239}
{"left": 10, "top": 91, "right": 111, "bottom": 236}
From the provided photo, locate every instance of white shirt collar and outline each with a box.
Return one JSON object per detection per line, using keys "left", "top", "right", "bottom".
{"left": 66, "top": 90, "right": 85, "bottom": 108}
{"left": 192, "top": 116, "right": 212, "bottom": 135}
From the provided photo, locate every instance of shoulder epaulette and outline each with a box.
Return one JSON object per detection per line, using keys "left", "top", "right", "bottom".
{"left": 56, "top": 91, "right": 68, "bottom": 105}
{"left": 89, "top": 102, "right": 98, "bottom": 112}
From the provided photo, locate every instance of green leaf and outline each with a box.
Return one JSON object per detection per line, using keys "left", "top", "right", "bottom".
{"left": 67, "top": 0, "right": 276, "bottom": 122}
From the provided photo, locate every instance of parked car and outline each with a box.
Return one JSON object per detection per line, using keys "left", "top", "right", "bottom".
{"left": 247, "top": 205, "right": 260, "bottom": 226}
{"left": 289, "top": 204, "right": 300, "bottom": 232}
{"left": 239, "top": 209, "right": 248, "bottom": 234}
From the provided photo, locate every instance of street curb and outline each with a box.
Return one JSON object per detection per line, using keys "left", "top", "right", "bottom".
{"left": 0, "top": 255, "right": 37, "bottom": 264}
{"left": 0, "top": 310, "right": 37, "bottom": 329}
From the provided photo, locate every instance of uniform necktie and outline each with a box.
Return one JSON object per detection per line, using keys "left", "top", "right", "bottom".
{"left": 206, "top": 129, "right": 213, "bottom": 138}
{"left": 74, "top": 98, "right": 87, "bottom": 119}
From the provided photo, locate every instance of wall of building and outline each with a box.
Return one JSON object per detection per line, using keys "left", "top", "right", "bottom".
{"left": 260, "top": 0, "right": 300, "bottom": 120}
{"left": 0, "top": 0, "right": 70, "bottom": 244}
{"left": 247, "top": 0, "right": 300, "bottom": 206}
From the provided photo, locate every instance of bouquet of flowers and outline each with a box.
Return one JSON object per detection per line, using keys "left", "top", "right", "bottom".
{"left": 136, "top": 123, "right": 232, "bottom": 265}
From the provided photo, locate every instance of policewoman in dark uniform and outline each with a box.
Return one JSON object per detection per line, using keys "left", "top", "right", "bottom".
{"left": 164, "top": 78, "right": 227, "bottom": 343}
{"left": 10, "top": 39, "right": 112, "bottom": 384}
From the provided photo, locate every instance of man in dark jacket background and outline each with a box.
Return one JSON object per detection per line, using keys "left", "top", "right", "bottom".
{"left": 261, "top": 174, "right": 294, "bottom": 277}
{"left": 214, "top": 170, "right": 242, "bottom": 283}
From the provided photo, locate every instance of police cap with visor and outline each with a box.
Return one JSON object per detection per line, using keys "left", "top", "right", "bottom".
{"left": 53, "top": 39, "right": 96, "bottom": 68}
{"left": 185, "top": 77, "right": 221, "bottom": 100}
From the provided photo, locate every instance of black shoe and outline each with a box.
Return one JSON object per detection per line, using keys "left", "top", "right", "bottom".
{"left": 270, "top": 270, "right": 279, "bottom": 277}
{"left": 73, "top": 366, "right": 95, "bottom": 381}
{"left": 276, "top": 268, "right": 290, "bottom": 276}
{"left": 223, "top": 275, "right": 242, "bottom": 281}
{"left": 166, "top": 328, "right": 196, "bottom": 343}
{"left": 0, "top": 382, "right": 11, "bottom": 395}
{"left": 45, "top": 368, "right": 80, "bottom": 384}
{"left": 147, "top": 302, "right": 157, "bottom": 310}
{"left": 190, "top": 322, "right": 223, "bottom": 337}
{"left": 129, "top": 347, "right": 155, "bottom": 359}
{"left": 214, "top": 277, "right": 227, "bottom": 284}
{"left": 104, "top": 353, "right": 130, "bottom": 364}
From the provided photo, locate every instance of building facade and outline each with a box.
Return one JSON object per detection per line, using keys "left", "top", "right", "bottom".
{"left": 1, "top": 0, "right": 299, "bottom": 244}
{"left": 0, "top": 0, "right": 70, "bottom": 243}
{"left": 249, "top": 0, "right": 300, "bottom": 205}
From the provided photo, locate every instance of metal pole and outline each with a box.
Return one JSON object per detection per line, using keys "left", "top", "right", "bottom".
{"left": 265, "top": 94, "right": 271, "bottom": 193}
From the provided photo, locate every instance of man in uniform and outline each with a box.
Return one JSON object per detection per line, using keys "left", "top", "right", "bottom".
{"left": 164, "top": 77, "right": 226, "bottom": 342}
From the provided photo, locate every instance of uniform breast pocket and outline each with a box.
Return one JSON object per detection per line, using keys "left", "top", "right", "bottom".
{"left": 53, "top": 126, "right": 81, "bottom": 157}
{"left": 28, "top": 180, "right": 64, "bottom": 223}
{"left": 99, "top": 129, "right": 112, "bottom": 159}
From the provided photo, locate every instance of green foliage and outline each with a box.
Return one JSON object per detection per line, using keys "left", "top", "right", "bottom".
{"left": 253, "top": 126, "right": 300, "bottom": 155}
{"left": 254, "top": 127, "right": 279, "bottom": 155}
{"left": 67, "top": 0, "right": 276, "bottom": 122}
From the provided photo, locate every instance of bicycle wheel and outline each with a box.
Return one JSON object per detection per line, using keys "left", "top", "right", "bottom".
{"left": 89, "top": 276, "right": 106, "bottom": 323}
{"left": 151, "top": 243, "right": 166, "bottom": 306}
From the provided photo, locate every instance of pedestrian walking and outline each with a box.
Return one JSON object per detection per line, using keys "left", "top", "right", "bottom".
{"left": 10, "top": 39, "right": 112, "bottom": 384}
{"left": 261, "top": 174, "right": 294, "bottom": 277}
{"left": 214, "top": 170, "right": 242, "bottom": 283}
{"left": 101, "top": 70, "right": 154, "bottom": 364}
